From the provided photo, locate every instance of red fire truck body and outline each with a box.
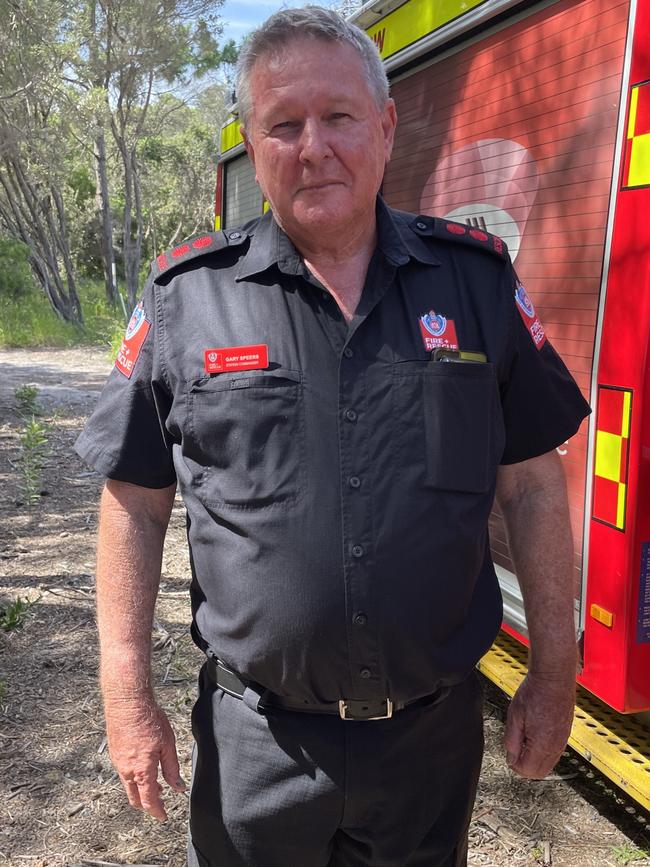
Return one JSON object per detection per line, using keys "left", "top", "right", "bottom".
{"left": 215, "top": 0, "right": 650, "bottom": 806}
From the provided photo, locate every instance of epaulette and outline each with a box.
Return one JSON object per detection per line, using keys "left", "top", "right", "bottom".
{"left": 410, "top": 215, "right": 509, "bottom": 260}
{"left": 152, "top": 229, "right": 249, "bottom": 280}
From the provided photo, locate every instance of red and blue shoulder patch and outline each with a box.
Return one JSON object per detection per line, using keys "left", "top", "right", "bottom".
{"left": 410, "top": 216, "right": 509, "bottom": 260}
{"left": 152, "top": 229, "right": 249, "bottom": 280}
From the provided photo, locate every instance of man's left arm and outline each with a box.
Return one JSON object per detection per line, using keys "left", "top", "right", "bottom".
{"left": 496, "top": 448, "right": 578, "bottom": 779}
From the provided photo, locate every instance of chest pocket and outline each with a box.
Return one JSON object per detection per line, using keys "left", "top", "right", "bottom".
{"left": 187, "top": 369, "right": 305, "bottom": 510}
{"left": 393, "top": 361, "right": 504, "bottom": 494}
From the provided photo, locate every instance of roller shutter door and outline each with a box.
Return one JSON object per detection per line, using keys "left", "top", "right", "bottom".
{"left": 223, "top": 153, "right": 263, "bottom": 228}
{"left": 383, "top": 0, "right": 629, "bottom": 591}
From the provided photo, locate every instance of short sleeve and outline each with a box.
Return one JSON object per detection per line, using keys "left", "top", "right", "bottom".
{"left": 499, "top": 267, "right": 591, "bottom": 465}
{"left": 74, "top": 275, "right": 177, "bottom": 488}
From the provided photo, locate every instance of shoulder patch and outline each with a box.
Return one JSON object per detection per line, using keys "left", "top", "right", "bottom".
{"left": 410, "top": 216, "right": 509, "bottom": 260}
{"left": 152, "top": 229, "right": 248, "bottom": 280}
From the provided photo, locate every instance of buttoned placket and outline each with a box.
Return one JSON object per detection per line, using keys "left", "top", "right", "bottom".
{"left": 335, "top": 254, "right": 401, "bottom": 700}
{"left": 274, "top": 212, "right": 413, "bottom": 701}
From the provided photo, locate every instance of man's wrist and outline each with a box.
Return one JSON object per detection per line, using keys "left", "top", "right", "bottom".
{"left": 527, "top": 651, "right": 578, "bottom": 682}
{"left": 100, "top": 649, "right": 154, "bottom": 701}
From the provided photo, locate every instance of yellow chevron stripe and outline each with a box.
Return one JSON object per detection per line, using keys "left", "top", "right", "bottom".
{"left": 628, "top": 133, "right": 650, "bottom": 188}
{"left": 616, "top": 482, "right": 627, "bottom": 529}
{"left": 595, "top": 431, "right": 623, "bottom": 482}
{"left": 621, "top": 391, "right": 632, "bottom": 438}
{"left": 628, "top": 85, "right": 639, "bottom": 139}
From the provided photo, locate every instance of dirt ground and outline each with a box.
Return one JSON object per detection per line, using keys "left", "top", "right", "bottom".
{"left": 0, "top": 345, "right": 649, "bottom": 867}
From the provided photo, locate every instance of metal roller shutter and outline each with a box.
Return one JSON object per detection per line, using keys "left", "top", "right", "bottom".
{"left": 382, "top": 0, "right": 630, "bottom": 616}
{"left": 223, "top": 153, "right": 264, "bottom": 228}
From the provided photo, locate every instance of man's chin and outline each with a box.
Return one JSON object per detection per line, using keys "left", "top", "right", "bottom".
{"left": 290, "top": 201, "right": 354, "bottom": 234}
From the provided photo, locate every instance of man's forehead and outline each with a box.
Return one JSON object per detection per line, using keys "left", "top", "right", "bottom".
{"left": 251, "top": 35, "right": 363, "bottom": 78}
{"left": 248, "top": 38, "right": 371, "bottom": 110}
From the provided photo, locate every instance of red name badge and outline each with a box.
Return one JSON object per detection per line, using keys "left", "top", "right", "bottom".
{"left": 204, "top": 344, "right": 269, "bottom": 374}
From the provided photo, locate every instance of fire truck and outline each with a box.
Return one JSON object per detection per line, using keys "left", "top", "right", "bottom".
{"left": 214, "top": 0, "right": 650, "bottom": 809}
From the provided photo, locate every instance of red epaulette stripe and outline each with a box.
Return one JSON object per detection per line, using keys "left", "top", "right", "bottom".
{"left": 172, "top": 243, "right": 191, "bottom": 258}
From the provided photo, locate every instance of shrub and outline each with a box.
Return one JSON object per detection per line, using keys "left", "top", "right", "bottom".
{"left": 0, "top": 237, "right": 36, "bottom": 297}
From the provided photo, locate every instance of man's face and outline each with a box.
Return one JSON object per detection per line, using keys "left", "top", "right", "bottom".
{"left": 242, "top": 37, "right": 397, "bottom": 243}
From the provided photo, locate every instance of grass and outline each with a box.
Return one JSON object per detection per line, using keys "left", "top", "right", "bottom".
{"left": 18, "top": 416, "right": 51, "bottom": 505}
{"left": 0, "top": 597, "right": 33, "bottom": 632}
{"left": 611, "top": 843, "right": 650, "bottom": 864}
{"left": 14, "top": 386, "right": 51, "bottom": 506}
{"left": 14, "top": 384, "right": 40, "bottom": 416}
{"left": 0, "top": 279, "right": 126, "bottom": 353}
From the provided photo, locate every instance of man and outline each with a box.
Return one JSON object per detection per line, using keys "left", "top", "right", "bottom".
{"left": 75, "top": 7, "right": 590, "bottom": 866}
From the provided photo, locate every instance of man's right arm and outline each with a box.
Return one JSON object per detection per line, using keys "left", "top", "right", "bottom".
{"left": 96, "top": 478, "right": 184, "bottom": 821}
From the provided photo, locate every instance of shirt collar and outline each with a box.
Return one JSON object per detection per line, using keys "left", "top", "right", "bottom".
{"left": 235, "top": 196, "right": 440, "bottom": 283}
{"left": 377, "top": 198, "right": 441, "bottom": 267}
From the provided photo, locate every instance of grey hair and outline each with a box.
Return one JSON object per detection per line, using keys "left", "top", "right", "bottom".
{"left": 235, "top": 5, "right": 389, "bottom": 128}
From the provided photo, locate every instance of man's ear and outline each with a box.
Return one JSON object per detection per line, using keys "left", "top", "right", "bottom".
{"left": 241, "top": 125, "right": 255, "bottom": 168}
{"left": 382, "top": 99, "right": 398, "bottom": 164}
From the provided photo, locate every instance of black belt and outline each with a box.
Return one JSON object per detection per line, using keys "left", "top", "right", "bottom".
{"left": 206, "top": 658, "right": 448, "bottom": 721}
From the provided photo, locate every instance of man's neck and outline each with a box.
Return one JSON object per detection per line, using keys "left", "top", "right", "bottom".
{"left": 293, "top": 217, "right": 378, "bottom": 322}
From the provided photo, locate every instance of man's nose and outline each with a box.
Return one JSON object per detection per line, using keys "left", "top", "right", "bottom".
{"left": 298, "top": 119, "right": 333, "bottom": 164}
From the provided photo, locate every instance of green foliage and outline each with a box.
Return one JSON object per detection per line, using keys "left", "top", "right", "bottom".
{"left": 0, "top": 238, "right": 37, "bottom": 297}
{"left": 15, "top": 385, "right": 40, "bottom": 417}
{"left": 67, "top": 166, "right": 96, "bottom": 206}
{"left": 15, "top": 384, "right": 51, "bottom": 505}
{"left": 0, "top": 598, "right": 33, "bottom": 632}
{"left": 1, "top": 0, "right": 234, "bottom": 322}
{"left": 611, "top": 843, "right": 650, "bottom": 864}
{"left": 0, "top": 280, "right": 125, "bottom": 349}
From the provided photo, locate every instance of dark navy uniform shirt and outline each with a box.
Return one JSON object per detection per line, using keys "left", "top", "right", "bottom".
{"left": 75, "top": 199, "right": 590, "bottom": 706}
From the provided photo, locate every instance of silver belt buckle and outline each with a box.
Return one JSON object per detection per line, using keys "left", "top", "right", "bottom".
{"left": 338, "top": 698, "right": 393, "bottom": 721}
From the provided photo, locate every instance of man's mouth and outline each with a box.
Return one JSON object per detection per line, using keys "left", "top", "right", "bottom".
{"left": 298, "top": 181, "right": 342, "bottom": 192}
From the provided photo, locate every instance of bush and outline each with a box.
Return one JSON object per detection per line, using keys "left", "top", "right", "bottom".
{"left": 0, "top": 237, "right": 36, "bottom": 297}
{"left": 0, "top": 280, "right": 127, "bottom": 351}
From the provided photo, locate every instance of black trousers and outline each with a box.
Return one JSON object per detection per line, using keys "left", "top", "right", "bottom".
{"left": 188, "top": 667, "right": 484, "bottom": 867}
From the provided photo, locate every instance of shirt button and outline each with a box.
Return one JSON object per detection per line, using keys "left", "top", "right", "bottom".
{"left": 344, "top": 409, "right": 357, "bottom": 422}
{"left": 343, "top": 347, "right": 353, "bottom": 358}
{"left": 228, "top": 231, "right": 241, "bottom": 240}
{"left": 359, "top": 667, "right": 372, "bottom": 679}
{"left": 351, "top": 544, "right": 364, "bottom": 558}
{"left": 348, "top": 476, "right": 361, "bottom": 488}
{"left": 416, "top": 220, "right": 427, "bottom": 230}
{"left": 353, "top": 612, "right": 368, "bottom": 627}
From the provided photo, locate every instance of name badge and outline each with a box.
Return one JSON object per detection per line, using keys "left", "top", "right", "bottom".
{"left": 204, "top": 344, "right": 269, "bottom": 374}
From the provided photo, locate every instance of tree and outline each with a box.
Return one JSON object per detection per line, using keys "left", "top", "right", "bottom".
{"left": 66, "top": 0, "right": 236, "bottom": 305}
{"left": 0, "top": 0, "right": 83, "bottom": 322}
{"left": 138, "top": 86, "right": 230, "bottom": 252}
{"left": 0, "top": 0, "right": 234, "bottom": 323}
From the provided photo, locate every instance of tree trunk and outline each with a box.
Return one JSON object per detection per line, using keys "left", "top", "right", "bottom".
{"left": 93, "top": 125, "right": 118, "bottom": 305}
{"left": 0, "top": 163, "right": 81, "bottom": 323}
{"left": 121, "top": 141, "right": 137, "bottom": 306}
{"left": 51, "top": 186, "right": 83, "bottom": 323}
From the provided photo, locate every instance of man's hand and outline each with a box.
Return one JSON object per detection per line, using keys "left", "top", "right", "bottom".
{"left": 504, "top": 673, "right": 575, "bottom": 779}
{"left": 105, "top": 697, "right": 185, "bottom": 821}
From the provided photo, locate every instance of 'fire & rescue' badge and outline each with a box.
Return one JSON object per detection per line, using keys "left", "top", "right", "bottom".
{"left": 514, "top": 282, "right": 546, "bottom": 349}
{"left": 418, "top": 311, "right": 459, "bottom": 352}
{"left": 115, "top": 301, "right": 151, "bottom": 378}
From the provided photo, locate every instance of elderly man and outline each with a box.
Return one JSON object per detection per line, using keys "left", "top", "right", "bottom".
{"left": 76, "top": 6, "right": 590, "bottom": 866}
